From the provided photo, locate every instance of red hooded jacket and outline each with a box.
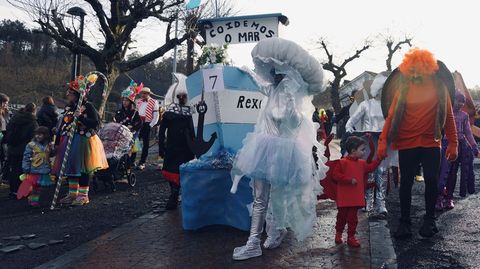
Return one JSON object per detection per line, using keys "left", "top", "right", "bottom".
{"left": 332, "top": 156, "right": 380, "bottom": 208}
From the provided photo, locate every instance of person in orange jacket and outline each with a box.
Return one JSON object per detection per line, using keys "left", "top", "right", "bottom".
{"left": 333, "top": 136, "right": 380, "bottom": 247}
{"left": 377, "top": 48, "right": 458, "bottom": 239}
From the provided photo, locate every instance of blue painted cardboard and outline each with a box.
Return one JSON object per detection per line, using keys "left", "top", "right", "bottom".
{"left": 180, "top": 65, "right": 259, "bottom": 231}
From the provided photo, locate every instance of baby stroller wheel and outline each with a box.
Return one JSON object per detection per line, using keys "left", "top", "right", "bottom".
{"left": 128, "top": 173, "right": 137, "bottom": 187}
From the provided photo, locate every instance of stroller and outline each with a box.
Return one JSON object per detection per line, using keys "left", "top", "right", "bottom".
{"left": 94, "top": 122, "right": 137, "bottom": 192}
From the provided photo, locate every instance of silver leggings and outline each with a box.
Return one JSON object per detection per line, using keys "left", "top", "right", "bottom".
{"left": 366, "top": 167, "right": 387, "bottom": 205}
{"left": 250, "top": 179, "right": 271, "bottom": 240}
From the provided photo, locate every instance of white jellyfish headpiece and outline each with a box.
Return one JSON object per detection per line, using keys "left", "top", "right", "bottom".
{"left": 164, "top": 73, "right": 188, "bottom": 106}
{"left": 251, "top": 38, "right": 326, "bottom": 96}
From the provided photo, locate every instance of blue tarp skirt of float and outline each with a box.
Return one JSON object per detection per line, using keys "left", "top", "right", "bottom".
{"left": 180, "top": 151, "right": 253, "bottom": 231}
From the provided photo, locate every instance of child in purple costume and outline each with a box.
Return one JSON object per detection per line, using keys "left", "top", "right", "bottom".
{"left": 437, "top": 90, "right": 478, "bottom": 210}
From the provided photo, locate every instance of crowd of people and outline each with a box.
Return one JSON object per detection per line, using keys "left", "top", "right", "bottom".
{"left": 0, "top": 74, "right": 195, "bottom": 211}
{"left": 0, "top": 39, "right": 478, "bottom": 262}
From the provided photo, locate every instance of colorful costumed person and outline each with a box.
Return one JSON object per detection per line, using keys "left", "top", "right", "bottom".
{"left": 16, "top": 127, "right": 54, "bottom": 207}
{"left": 115, "top": 81, "right": 143, "bottom": 166}
{"left": 437, "top": 91, "right": 478, "bottom": 210}
{"left": 158, "top": 73, "right": 195, "bottom": 210}
{"left": 345, "top": 72, "right": 394, "bottom": 216}
{"left": 378, "top": 48, "right": 458, "bottom": 238}
{"left": 136, "top": 87, "right": 159, "bottom": 170}
{"left": 230, "top": 38, "right": 328, "bottom": 260}
{"left": 53, "top": 76, "right": 109, "bottom": 206}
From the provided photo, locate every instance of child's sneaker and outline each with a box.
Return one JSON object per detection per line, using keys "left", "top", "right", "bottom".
{"left": 445, "top": 199, "right": 454, "bottom": 210}
{"left": 72, "top": 196, "right": 90, "bottom": 206}
{"left": 263, "top": 228, "right": 287, "bottom": 249}
{"left": 59, "top": 195, "right": 77, "bottom": 204}
{"left": 232, "top": 237, "right": 262, "bottom": 261}
{"left": 435, "top": 197, "right": 444, "bottom": 211}
{"left": 335, "top": 232, "right": 343, "bottom": 244}
{"left": 347, "top": 236, "right": 361, "bottom": 247}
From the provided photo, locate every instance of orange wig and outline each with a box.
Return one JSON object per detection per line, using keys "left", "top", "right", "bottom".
{"left": 398, "top": 48, "right": 439, "bottom": 76}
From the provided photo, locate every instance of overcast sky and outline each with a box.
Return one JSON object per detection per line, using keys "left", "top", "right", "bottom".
{"left": 1, "top": 0, "right": 479, "bottom": 87}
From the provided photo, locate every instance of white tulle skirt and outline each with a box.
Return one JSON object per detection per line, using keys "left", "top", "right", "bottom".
{"left": 234, "top": 133, "right": 313, "bottom": 185}
{"left": 232, "top": 128, "right": 328, "bottom": 241}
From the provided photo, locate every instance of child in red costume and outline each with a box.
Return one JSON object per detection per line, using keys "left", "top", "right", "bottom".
{"left": 333, "top": 136, "right": 380, "bottom": 247}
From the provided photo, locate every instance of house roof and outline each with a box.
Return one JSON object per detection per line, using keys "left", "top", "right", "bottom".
{"left": 338, "top": 71, "right": 378, "bottom": 107}
{"left": 339, "top": 71, "right": 377, "bottom": 91}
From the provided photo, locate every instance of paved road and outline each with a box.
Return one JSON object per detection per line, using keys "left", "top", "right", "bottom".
{"left": 34, "top": 140, "right": 393, "bottom": 269}
{"left": 387, "top": 167, "right": 480, "bottom": 269}
{"left": 37, "top": 200, "right": 375, "bottom": 269}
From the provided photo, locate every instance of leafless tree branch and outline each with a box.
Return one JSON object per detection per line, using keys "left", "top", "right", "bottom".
{"left": 384, "top": 35, "right": 413, "bottom": 71}
{"left": 317, "top": 38, "right": 371, "bottom": 112}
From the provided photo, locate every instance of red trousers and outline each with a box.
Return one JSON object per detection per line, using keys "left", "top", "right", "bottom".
{"left": 336, "top": 207, "right": 359, "bottom": 237}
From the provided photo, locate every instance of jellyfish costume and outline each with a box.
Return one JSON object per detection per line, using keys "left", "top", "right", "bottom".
{"left": 230, "top": 38, "right": 329, "bottom": 260}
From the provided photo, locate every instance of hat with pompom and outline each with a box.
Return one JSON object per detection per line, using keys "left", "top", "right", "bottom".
{"left": 121, "top": 80, "right": 143, "bottom": 102}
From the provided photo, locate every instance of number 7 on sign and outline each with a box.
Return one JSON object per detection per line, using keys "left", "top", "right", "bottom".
{"left": 202, "top": 68, "right": 224, "bottom": 92}
{"left": 209, "top": 75, "right": 217, "bottom": 90}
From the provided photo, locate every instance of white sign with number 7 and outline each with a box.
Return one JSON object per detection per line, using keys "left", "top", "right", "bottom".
{"left": 202, "top": 67, "right": 225, "bottom": 92}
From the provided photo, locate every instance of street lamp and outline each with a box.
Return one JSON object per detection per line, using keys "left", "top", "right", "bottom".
{"left": 67, "top": 6, "right": 87, "bottom": 81}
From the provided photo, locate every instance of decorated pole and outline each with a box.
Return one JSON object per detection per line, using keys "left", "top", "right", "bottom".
{"left": 50, "top": 71, "right": 108, "bottom": 210}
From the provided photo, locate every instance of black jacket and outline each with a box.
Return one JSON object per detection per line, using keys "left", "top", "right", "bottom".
{"left": 37, "top": 104, "right": 59, "bottom": 131}
{"left": 114, "top": 107, "right": 142, "bottom": 132}
{"left": 158, "top": 111, "right": 195, "bottom": 174}
{"left": 5, "top": 111, "right": 38, "bottom": 156}
{"left": 55, "top": 102, "right": 100, "bottom": 145}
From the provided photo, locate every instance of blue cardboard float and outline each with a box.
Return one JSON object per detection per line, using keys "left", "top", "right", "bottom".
{"left": 180, "top": 64, "right": 264, "bottom": 231}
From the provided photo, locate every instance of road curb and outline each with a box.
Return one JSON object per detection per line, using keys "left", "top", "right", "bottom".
{"left": 34, "top": 212, "right": 161, "bottom": 269}
{"left": 369, "top": 218, "right": 397, "bottom": 269}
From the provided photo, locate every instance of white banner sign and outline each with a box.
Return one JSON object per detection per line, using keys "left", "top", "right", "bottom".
{"left": 205, "top": 17, "right": 279, "bottom": 45}
{"left": 190, "top": 90, "right": 265, "bottom": 126}
{"left": 202, "top": 68, "right": 225, "bottom": 92}
{"left": 216, "top": 90, "right": 265, "bottom": 124}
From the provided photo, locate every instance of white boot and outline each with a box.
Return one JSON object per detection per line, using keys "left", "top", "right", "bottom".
{"left": 374, "top": 172, "right": 388, "bottom": 216}
{"left": 233, "top": 236, "right": 262, "bottom": 260}
{"left": 263, "top": 228, "right": 287, "bottom": 249}
{"left": 375, "top": 200, "right": 388, "bottom": 216}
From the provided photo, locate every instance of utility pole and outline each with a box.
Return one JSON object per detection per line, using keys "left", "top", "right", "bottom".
{"left": 172, "top": 9, "right": 179, "bottom": 83}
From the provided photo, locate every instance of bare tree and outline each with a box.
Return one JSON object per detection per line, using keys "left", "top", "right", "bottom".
{"left": 7, "top": 0, "right": 195, "bottom": 117}
{"left": 318, "top": 39, "right": 371, "bottom": 113}
{"left": 384, "top": 35, "right": 412, "bottom": 72}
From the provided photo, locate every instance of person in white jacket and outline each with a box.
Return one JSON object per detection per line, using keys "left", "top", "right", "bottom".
{"left": 345, "top": 72, "right": 395, "bottom": 216}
